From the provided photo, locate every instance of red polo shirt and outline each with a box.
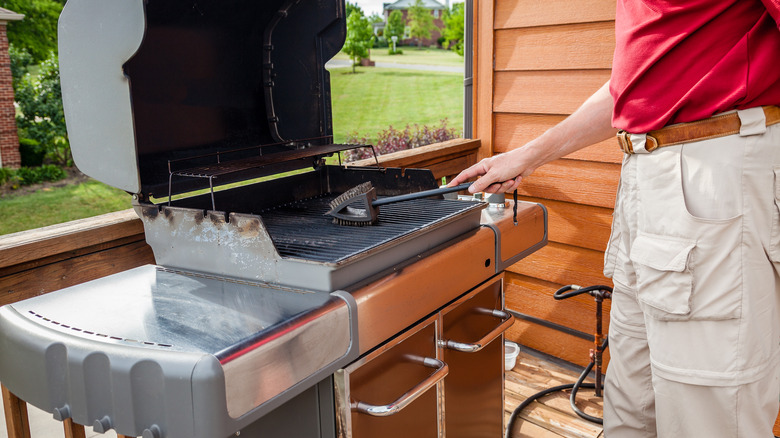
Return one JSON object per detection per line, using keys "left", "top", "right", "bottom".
{"left": 610, "top": 0, "right": 780, "bottom": 133}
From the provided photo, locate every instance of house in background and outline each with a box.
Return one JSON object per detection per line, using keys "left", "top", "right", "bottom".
{"left": 0, "top": 7, "right": 22, "bottom": 169}
{"left": 382, "top": 0, "right": 447, "bottom": 47}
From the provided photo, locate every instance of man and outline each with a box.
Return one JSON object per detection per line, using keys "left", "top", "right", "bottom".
{"left": 449, "top": 0, "right": 780, "bottom": 436}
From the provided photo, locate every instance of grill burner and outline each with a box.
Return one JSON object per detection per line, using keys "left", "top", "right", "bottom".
{"left": 261, "top": 195, "right": 482, "bottom": 262}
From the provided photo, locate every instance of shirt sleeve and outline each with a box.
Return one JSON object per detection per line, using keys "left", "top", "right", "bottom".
{"left": 761, "top": 0, "right": 780, "bottom": 27}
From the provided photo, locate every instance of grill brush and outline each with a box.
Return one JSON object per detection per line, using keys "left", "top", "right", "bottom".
{"left": 327, "top": 182, "right": 473, "bottom": 226}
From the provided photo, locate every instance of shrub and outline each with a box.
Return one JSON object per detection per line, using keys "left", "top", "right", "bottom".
{"left": 9, "top": 44, "right": 33, "bottom": 84}
{"left": 38, "top": 164, "right": 67, "bottom": 182}
{"left": 14, "top": 51, "right": 72, "bottom": 166}
{"left": 19, "top": 138, "right": 45, "bottom": 167}
{"left": 14, "top": 167, "right": 44, "bottom": 186}
{"left": 388, "top": 48, "right": 403, "bottom": 55}
{"left": 0, "top": 165, "right": 67, "bottom": 189}
{"left": 342, "top": 119, "right": 459, "bottom": 162}
{"left": 0, "top": 168, "right": 13, "bottom": 186}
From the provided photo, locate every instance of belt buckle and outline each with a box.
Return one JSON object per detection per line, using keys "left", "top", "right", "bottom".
{"left": 617, "top": 130, "right": 634, "bottom": 154}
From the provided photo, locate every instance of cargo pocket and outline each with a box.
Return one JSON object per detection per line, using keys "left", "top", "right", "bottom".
{"left": 630, "top": 232, "right": 695, "bottom": 319}
{"left": 770, "top": 166, "right": 780, "bottom": 263}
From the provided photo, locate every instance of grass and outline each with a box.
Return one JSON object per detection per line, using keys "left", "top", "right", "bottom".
{"left": 333, "top": 46, "right": 464, "bottom": 67}
{"left": 330, "top": 66, "right": 463, "bottom": 142}
{"left": 0, "top": 180, "right": 131, "bottom": 235}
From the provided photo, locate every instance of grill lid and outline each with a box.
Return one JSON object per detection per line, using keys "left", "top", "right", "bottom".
{"left": 59, "top": 0, "right": 346, "bottom": 196}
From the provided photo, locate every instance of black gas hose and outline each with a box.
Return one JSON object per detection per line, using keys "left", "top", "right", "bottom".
{"left": 504, "top": 284, "right": 612, "bottom": 438}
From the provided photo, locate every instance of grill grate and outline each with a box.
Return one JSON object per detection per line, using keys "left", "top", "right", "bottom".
{"left": 259, "top": 195, "right": 481, "bottom": 263}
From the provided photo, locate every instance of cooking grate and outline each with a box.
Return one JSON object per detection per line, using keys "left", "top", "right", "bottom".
{"left": 259, "top": 195, "right": 482, "bottom": 263}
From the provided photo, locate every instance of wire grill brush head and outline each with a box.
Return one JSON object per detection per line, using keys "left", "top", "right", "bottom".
{"left": 326, "top": 182, "right": 379, "bottom": 226}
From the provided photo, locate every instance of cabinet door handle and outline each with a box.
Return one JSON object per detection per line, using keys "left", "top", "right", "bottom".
{"left": 441, "top": 308, "right": 514, "bottom": 353}
{"left": 352, "top": 356, "right": 448, "bottom": 417}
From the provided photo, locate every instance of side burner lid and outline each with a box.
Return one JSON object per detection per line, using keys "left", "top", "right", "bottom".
{"left": 59, "top": 0, "right": 346, "bottom": 196}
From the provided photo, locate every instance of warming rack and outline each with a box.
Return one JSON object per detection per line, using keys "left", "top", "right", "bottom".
{"left": 165, "top": 136, "right": 381, "bottom": 209}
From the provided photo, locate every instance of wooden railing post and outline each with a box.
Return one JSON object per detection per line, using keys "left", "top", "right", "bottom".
{"left": 2, "top": 384, "right": 31, "bottom": 438}
{"left": 63, "top": 418, "right": 86, "bottom": 438}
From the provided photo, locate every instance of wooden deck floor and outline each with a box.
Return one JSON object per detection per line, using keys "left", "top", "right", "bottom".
{"left": 504, "top": 347, "right": 604, "bottom": 438}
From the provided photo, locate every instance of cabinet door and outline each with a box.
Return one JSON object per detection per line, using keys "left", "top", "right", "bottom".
{"left": 335, "top": 316, "right": 446, "bottom": 438}
{"left": 440, "top": 279, "right": 512, "bottom": 438}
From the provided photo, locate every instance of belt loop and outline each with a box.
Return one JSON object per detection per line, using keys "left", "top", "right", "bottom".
{"left": 617, "top": 130, "right": 634, "bottom": 154}
{"left": 738, "top": 107, "right": 767, "bottom": 136}
{"left": 617, "top": 131, "right": 654, "bottom": 154}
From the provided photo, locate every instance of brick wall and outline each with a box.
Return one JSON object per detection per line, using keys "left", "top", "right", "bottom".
{"left": 0, "top": 21, "right": 20, "bottom": 168}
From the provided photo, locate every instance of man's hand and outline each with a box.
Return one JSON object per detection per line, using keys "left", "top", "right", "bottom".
{"left": 447, "top": 147, "right": 535, "bottom": 194}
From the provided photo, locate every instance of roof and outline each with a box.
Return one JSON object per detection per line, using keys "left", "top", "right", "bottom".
{"left": 0, "top": 7, "right": 23, "bottom": 21}
{"left": 383, "top": 0, "right": 446, "bottom": 10}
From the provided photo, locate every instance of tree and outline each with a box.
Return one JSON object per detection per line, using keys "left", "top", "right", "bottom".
{"left": 345, "top": 1, "right": 363, "bottom": 19}
{"left": 9, "top": 44, "right": 33, "bottom": 85}
{"left": 386, "top": 10, "right": 405, "bottom": 41}
{"left": 407, "top": 0, "right": 437, "bottom": 48}
{"left": 14, "top": 51, "right": 71, "bottom": 166}
{"left": 0, "top": 0, "right": 63, "bottom": 62}
{"left": 342, "top": 10, "right": 375, "bottom": 73}
{"left": 368, "top": 13, "right": 384, "bottom": 24}
{"left": 442, "top": 3, "right": 465, "bottom": 56}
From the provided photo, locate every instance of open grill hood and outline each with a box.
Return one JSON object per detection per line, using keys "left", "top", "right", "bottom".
{"left": 57, "top": 0, "right": 487, "bottom": 292}
{"left": 59, "top": 0, "right": 347, "bottom": 197}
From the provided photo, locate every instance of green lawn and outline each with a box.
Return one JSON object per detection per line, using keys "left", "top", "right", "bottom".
{"left": 334, "top": 46, "right": 465, "bottom": 67}
{"left": 330, "top": 66, "right": 463, "bottom": 143}
{"left": 0, "top": 180, "right": 131, "bottom": 235}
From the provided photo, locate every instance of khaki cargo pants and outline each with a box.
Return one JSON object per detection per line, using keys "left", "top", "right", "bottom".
{"left": 603, "top": 107, "right": 780, "bottom": 437}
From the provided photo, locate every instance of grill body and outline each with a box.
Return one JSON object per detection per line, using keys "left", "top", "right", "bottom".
{"left": 0, "top": 0, "right": 551, "bottom": 437}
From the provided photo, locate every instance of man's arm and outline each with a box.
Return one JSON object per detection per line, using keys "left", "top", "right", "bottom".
{"left": 449, "top": 81, "right": 618, "bottom": 194}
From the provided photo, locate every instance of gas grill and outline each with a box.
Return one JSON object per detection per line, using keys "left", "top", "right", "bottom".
{"left": 0, "top": 0, "right": 547, "bottom": 437}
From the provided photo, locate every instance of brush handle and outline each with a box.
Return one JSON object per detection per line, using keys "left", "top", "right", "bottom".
{"left": 372, "top": 182, "right": 473, "bottom": 207}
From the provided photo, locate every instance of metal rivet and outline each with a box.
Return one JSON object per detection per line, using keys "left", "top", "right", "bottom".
{"left": 93, "top": 416, "right": 112, "bottom": 433}
{"left": 142, "top": 424, "right": 162, "bottom": 438}
{"left": 52, "top": 405, "right": 70, "bottom": 421}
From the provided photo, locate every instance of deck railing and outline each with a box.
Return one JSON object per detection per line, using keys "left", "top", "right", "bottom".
{"left": 0, "top": 138, "right": 480, "bottom": 438}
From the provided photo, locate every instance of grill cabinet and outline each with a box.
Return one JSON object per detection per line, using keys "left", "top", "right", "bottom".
{"left": 0, "top": 0, "right": 548, "bottom": 437}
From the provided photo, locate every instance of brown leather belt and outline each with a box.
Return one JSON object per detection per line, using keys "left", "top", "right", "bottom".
{"left": 617, "top": 105, "right": 780, "bottom": 154}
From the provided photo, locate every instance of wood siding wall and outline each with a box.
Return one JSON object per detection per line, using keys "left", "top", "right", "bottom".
{"left": 476, "top": 0, "right": 780, "bottom": 433}
{"left": 475, "top": 0, "right": 618, "bottom": 367}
